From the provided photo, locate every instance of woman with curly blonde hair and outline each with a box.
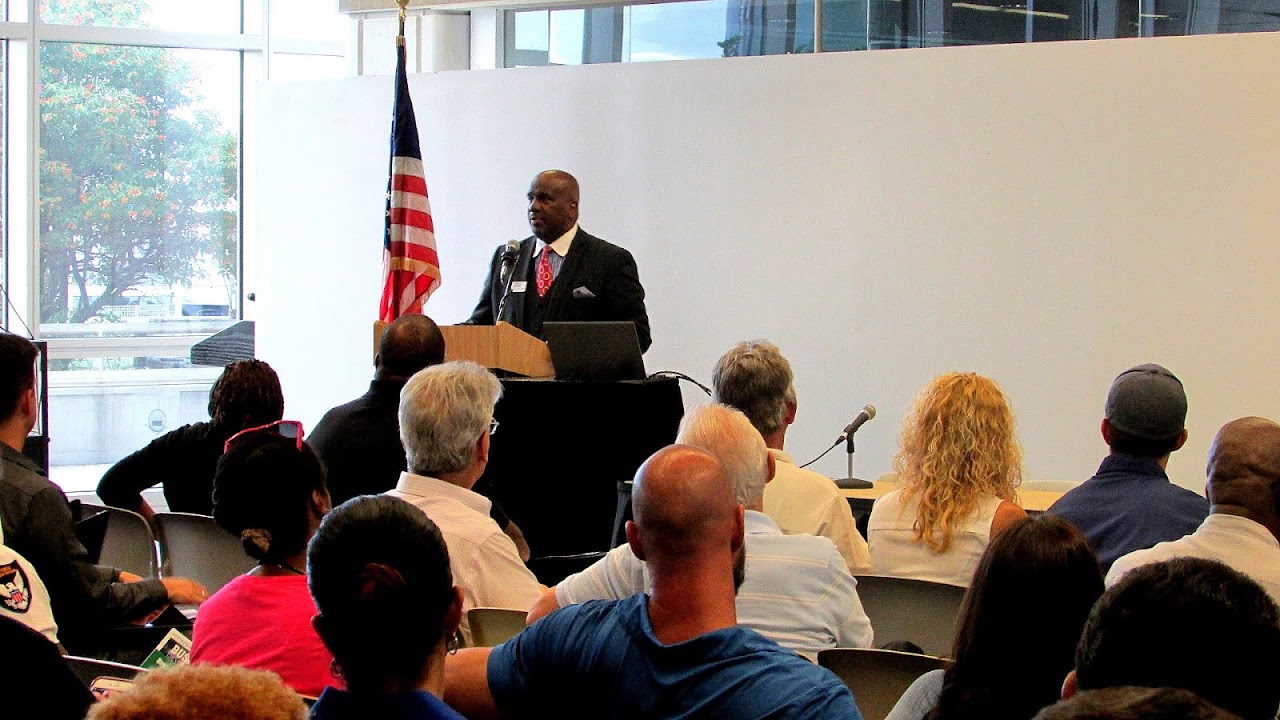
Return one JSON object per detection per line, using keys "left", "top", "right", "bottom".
{"left": 868, "top": 372, "right": 1027, "bottom": 587}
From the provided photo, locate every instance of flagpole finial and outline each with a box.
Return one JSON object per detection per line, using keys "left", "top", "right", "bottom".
{"left": 397, "top": 0, "right": 409, "bottom": 39}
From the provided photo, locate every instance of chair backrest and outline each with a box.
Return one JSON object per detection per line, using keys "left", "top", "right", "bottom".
{"left": 154, "top": 512, "right": 254, "bottom": 593}
{"left": 466, "top": 607, "right": 528, "bottom": 647}
{"left": 64, "top": 654, "right": 146, "bottom": 688}
{"left": 855, "top": 575, "right": 966, "bottom": 657}
{"left": 818, "top": 648, "right": 948, "bottom": 720}
{"left": 99, "top": 506, "right": 159, "bottom": 578}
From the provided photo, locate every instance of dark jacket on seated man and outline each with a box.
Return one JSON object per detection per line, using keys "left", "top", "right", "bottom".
{"left": 1, "top": 444, "right": 168, "bottom": 646}
{"left": 1048, "top": 364, "right": 1207, "bottom": 571}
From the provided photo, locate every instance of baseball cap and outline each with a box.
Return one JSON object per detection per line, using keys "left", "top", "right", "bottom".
{"left": 1105, "top": 364, "right": 1187, "bottom": 440}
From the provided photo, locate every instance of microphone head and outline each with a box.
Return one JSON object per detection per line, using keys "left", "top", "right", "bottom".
{"left": 863, "top": 404, "right": 876, "bottom": 420}
{"left": 502, "top": 239, "right": 520, "bottom": 259}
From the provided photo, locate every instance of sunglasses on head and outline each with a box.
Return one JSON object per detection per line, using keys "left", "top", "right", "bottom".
{"left": 224, "top": 419, "right": 305, "bottom": 453}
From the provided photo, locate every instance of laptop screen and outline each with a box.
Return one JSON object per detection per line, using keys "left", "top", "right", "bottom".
{"left": 543, "top": 321, "right": 646, "bottom": 382}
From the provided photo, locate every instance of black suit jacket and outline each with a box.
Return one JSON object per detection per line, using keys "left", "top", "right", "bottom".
{"left": 467, "top": 228, "right": 652, "bottom": 352}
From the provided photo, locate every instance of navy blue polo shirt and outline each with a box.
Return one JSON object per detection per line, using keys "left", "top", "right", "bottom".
{"left": 1047, "top": 454, "right": 1209, "bottom": 571}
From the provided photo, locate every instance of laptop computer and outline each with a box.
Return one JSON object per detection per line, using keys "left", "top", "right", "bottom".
{"left": 543, "top": 321, "right": 646, "bottom": 382}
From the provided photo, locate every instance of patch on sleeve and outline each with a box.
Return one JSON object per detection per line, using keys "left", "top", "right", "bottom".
{"left": 0, "top": 561, "right": 32, "bottom": 613}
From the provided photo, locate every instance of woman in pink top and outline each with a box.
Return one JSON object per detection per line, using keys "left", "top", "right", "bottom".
{"left": 191, "top": 422, "right": 335, "bottom": 697}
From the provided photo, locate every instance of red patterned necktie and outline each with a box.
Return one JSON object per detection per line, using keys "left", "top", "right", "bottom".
{"left": 536, "top": 249, "right": 554, "bottom": 297}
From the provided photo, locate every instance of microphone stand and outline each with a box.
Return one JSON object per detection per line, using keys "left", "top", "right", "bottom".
{"left": 495, "top": 247, "right": 519, "bottom": 323}
{"left": 836, "top": 431, "right": 872, "bottom": 489}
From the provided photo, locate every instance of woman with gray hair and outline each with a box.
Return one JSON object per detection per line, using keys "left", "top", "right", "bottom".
{"left": 387, "top": 361, "right": 543, "bottom": 645}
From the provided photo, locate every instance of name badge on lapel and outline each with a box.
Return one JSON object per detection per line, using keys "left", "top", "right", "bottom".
{"left": 511, "top": 281, "right": 528, "bottom": 293}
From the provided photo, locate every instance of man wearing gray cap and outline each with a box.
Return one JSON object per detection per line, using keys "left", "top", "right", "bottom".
{"left": 1046, "top": 364, "right": 1209, "bottom": 571}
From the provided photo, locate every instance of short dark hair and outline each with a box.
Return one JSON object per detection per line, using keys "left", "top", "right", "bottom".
{"left": 1075, "top": 558, "right": 1280, "bottom": 720}
{"left": 933, "top": 515, "right": 1105, "bottom": 719}
{"left": 307, "top": 495, "right": 453, "bottom": 690}
{"left": 0, "top": 333, "right": 37, "bottom": 421}
{"left": 378, "top": 315, "right": 446, "bottom": 379}
{"left": 208, "top": 360, "right": 284, "bottom": 430}
{"left": 213, "top": 433, "right": 327, "bottom": 563}
{"left": 1034, "top": 686, "right": 1242, "bottom": 720}
{"left": 1107, "top": 426, "right": 1180, "bottom": 458}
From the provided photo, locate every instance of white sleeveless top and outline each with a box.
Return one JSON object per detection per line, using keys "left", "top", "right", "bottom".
{"left": 867, "top": 488, "right": 1003, "bottom": 587}
{"left": 0, "top": 520, "right": 59, "bottom": 644}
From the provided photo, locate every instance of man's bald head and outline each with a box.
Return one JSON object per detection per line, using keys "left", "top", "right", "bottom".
{"left": 377, "top": 314, "right": 446, "bottom": 380}
{"left": 535, "top": 170, "right": 579, "bottom": 201}
{"left": 1207, "top": 416, "right": 1280, "bottom": 526}
{"left": 631, "top": 445, "right": 739, "bottom": 558}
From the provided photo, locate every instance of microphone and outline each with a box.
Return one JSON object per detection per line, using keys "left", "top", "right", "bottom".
{"left": 838, "top": 404, "right": 876, "bottom": 442}
{"left": 498, "top": 239, "right": 520, "bottom": 283}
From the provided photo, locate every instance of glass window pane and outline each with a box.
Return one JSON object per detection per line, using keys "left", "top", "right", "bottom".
{"left": 40, "top": 0, "right": 241, "bottom": 34}
{"left": 549, "top": 9, "right": 586, "bottom": 65}
{"left": 513, "top": 10, "right": 550, "bottom": 52}
{"left": 48, "top": 357, "right": 220, "bottom": 490}
{"left": 270, "top": 0, "right": 348, "bottom": 44}
{"left": 38, "top": 43, "right": 241, "bottom": 338}
{"left": 824, "top": 0, "right": 869, "bottom": 50}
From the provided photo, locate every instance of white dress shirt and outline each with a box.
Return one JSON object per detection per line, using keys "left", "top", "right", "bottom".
{"left": 554, "top": 509, "right": 874, "bottom": 659}
{"left": 1106, "top": 512, "right": 1280, "bottom": 607}
{"left": 764, "top": 449, "right": 872, "bottom": 573}
{"left": 387, "top": 472, "right": 543, "bottom": 645}
{"left": 535, "top": 223, "right": 577, "bottom": 281}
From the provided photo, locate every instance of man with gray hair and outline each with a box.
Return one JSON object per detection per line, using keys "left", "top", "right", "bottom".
{"left": 526, "top": 403, "right": 873, "bottom": 658}
{"left": 713, "top": 339, "right": 870, "bottom": 573}
{"left": 387, "top": 360, "right": 543, "bottom": 644}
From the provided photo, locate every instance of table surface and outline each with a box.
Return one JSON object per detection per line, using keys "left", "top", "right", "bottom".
{"left": 840, "top": 481, "right": 1064, "bottom": 512}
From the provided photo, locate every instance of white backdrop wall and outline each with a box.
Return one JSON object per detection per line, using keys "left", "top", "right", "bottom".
{"left": 256, "top": 31, "right": 1280, "bottom": 492}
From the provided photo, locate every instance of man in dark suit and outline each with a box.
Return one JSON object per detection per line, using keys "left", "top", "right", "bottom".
{"left": 467, "top": 170, "right": 652, "bottom": 353}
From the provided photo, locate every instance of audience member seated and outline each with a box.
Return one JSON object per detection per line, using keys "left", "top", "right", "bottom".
{"left": 1107, "top": 416, "right": 1280, "bottom": 605}
{"left": 1047, "top": 364, "right": 1208, "bottom": 571}
{"left": 0, "top": 333, "right": 208, "bottom": 653}
{"left": 386, "top": 361, "right": 542, "bottom": 644}
{"left": 0, "top": 615, "right": 93, "bottom": 719}
{"left": 529, "top": 403, "right": 873, "bottom": 659}
{"left": 309, "top": 315, "right": 530, "bottom": 561}
{"left": 0, "top": 518, "right": 59, "bottom": 644}
{"left": 307, "top": 495, "right": 465, "bottom": 720}
{"left": 191, "top": 425, "right": 334, "bottom": 696}
{"left": 310, "top": 314, "right": 445, "bottom": 505}
{"left": 712, "top": 340, "right": 870, "bottom": 573}
{"left": 1034, "top": 687, "right": 1241, "bottom": 720}
{"left": 444, "top": 445, "right": 864, "bottom": 720}
{"left": 868, "top": 372, "right": 1026, "bottom": 586}
{"left": 886, "top": 515, "right": 1104, "bottom": 720}
{"left": 86, "top": 663, "right": 309, "bottom": 720}
{"left": 97, "top": 359, "right": 285, "bottom": 519}
{"left": 1065, "top": 557, "right": 1280, "bottom": 720}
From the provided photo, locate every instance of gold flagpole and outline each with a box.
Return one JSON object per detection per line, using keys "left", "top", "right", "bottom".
{"left": 397, "top": 0, "right": 408, "bottom": 44}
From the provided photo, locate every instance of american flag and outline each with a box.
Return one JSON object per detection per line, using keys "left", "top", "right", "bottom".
{"left": 379, "top": 40, "right": 440, "bottom": 322}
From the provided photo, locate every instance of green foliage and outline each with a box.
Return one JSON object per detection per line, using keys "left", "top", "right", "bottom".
{"left": 39, "top": 0, "right": 238, "bottom": 324}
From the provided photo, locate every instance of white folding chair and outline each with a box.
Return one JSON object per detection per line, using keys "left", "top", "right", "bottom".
{"left": 154, "top": 512, "right": 254, "bottom": 594}
{"left": 854, "top": 575, "right": 966, "bottom": 657}
{"left": 817, "top": 648, "right": 948, "bottom": 720}
{"left": 467, "top": 607, "right": 529, "bottom": 648}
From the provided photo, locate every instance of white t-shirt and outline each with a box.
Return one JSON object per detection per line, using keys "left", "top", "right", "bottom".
{"left": 868, "top": 488, "right": 1002, "bottom": 587}
{"left": 0, "top": 520, "right": 59, "bottom": 644}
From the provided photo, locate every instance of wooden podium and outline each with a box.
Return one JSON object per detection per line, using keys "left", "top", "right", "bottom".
{"left": 374, "top": 320, "right": 554, "bottom": 378}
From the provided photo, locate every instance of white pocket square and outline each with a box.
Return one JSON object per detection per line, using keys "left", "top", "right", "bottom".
{"left": 572, "top": 286, "right": 596, "bottom": 299}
